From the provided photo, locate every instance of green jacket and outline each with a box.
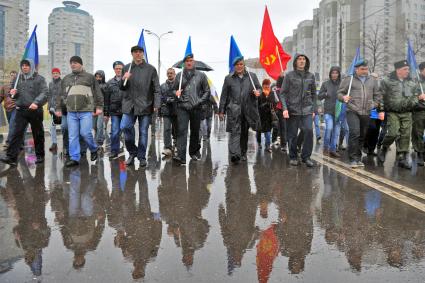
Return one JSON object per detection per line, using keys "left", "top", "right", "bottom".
{"left": 380, "top": 72, "right": 419, "bottom": 113}
{"left": 57, "top": 69, "right": 103, "bottom": 113}
{"left": 415, "top": 75, "right": 425, "bottom": 111}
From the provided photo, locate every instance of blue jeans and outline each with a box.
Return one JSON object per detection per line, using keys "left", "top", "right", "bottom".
{"left": 6, "top": 109, "right": 16, "bottom": 144}
{"left": 120, "top": 113, "right": 151, "bottom": 160}
{"left": 67, "top": 112, "right": 98, "bottom": 162}
{"left": 110, "top": 115, "right": 123, "bottom": 154}
{"left": 323, "top": 114, "right": 335, "bottom": 151}
{"left": 333, "top": 117, "right": 349, "bottom": 150}
{"left": 314, "top": 114, "right": 321, "bottom": 138}
{"left": 256, "top": 131, "right": 271, "bottom": 147}
{"left": 93, "top": 113, "right": 105, "bottom": 146}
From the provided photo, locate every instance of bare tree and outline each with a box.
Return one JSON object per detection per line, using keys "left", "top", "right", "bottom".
{"left": 364, "top": 23, "right": 386, "bottom": 73}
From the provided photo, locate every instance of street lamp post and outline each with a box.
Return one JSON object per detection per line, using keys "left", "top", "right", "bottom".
{"left": 145, "top": 30, "right": 173, "bottom": 82}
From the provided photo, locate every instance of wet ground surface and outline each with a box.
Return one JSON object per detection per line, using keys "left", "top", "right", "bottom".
{"left": 1, "top": 118, "right": 425, "bottom": 283}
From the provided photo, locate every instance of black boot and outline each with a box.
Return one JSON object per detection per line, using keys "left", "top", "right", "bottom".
{"left": 377, "top": 147, "right": 387, "bottom": 163}
{"left": 398, "top": 153, "right": 412, "bottom": 169}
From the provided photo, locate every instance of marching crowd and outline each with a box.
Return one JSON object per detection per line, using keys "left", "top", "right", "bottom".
{"left": 1, "top": 45, "right": 425, "bottom": 170}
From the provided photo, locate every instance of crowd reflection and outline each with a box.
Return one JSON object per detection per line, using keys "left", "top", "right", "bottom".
{"left": 1, "top": 138, "right": 425, "bottom": 282}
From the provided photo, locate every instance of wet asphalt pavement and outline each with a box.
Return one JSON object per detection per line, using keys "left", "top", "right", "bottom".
{"left": 1, "top": 118, "right": 425, "bottom": 283}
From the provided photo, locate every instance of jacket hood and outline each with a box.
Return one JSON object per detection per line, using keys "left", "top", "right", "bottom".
{"left": 21, "top": 59, "right": 36, "bottom": 79}
{"left": 292, "top": 53, "right": 310, "bottom": 72}
{"left": 329, "top": 66, "right": 341, "bottom": 81}
{"left": 94, "top": 70, "right": 106, "bottom": 83}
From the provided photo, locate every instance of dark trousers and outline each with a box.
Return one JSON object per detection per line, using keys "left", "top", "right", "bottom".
{"left": 7, "top": 108, "right": 45, "bottom": 160}
{"left": 177, "top": 108, "right": 201, "bottom": 161}
{"left": 228, "top": 113, "right": 250, "bottom": 158}
{"left": 272, "top": 109, "right": 287, "bottom": 146}
{"left": 163, "top": 115, "right": 178, "bottom": 150}
{"left": 412, "top": 111, "right": 425, "bottom": 153}
{"left": 364, "top": 118, "right": 382, "bottom": 153}
{"left": 346, "top": 111, "right": 370, "bottom": 162}
{"left": 287, "top": 115, "right": 313, "bottom": 160}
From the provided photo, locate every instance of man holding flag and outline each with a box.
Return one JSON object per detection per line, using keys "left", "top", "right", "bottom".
{"left": 0, "top": 59, "right": 48, "bottom": 166}
{"left": 377, "top": 60, "right": 425, "bottom": 169}
{"left": 173, "top": 37, "right": 210, "bottom": 165}
{"left": 120, "top": 45, "right": 160, "bottom": 167}
{"left": 0, "top": 26, "right": 48, "bottom": 166}
{"left": 219, "top": 36, "right": 261, "bottom": 164}
{"left": 338, "top": 60, "right": 384, "bottom": 168}
{"left": 412, "top": 62, "right": 425, "bottom": 166}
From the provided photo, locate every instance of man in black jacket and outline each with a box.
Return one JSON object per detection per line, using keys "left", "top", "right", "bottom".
{"left": 104, "top": 61, "right": 125, "bottom": 159}
{"left": 279, "top": 54, "right": 317, "bottom": 167}
{"left": 160, "top": 68, "right": 178, "bottom": 157}
{"left": 173, "top": 53, "right": 210, "bottom": 165}
{"left": 1, "top": 59, "right": 48, "bottom": 166}
{"left": 219, "top": 57, "right": 261, "bottom": 164}
{"left": 120, "top": 46, "right": 161, "bottom": 167}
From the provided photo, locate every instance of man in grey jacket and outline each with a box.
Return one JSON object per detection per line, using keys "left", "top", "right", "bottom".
{"left": 55, "top": 56, "right": 104, "bottom": 167}
{"left": 120, "top": 46, "right": 160, "bottom": 167}
{"left": 280, "top": 54, "right": 317, "bottom": 167}
{"left": 338, "top": 60, "right": 384, "bottom": 168}
{"left": 0, "top": 59, "right": 48, "bottom": 166}
{"left": 173, "top": 53, "right": 210, "bottom": 165}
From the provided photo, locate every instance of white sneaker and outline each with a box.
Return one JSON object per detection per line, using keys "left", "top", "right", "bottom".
{"left": 162, "top": 148, "right": 172, "bottom": 156}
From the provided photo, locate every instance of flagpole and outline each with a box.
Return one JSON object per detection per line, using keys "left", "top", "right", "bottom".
{"left": 276, "top": 45, "right": 284, "bottom": 73}
{"left": 12, "top": 70, "right": 21, "bottom": 93}
{"left": 179, "top": 67, "right": 184, "bottom": 90}
{"left": 245, "top": 67, "right": 257, "bottom": 91}
{"left": 123, "top": 62, "right": 132, "bottom": 87}
{"left": 347, "top": 75, "right": 354, "bottom": 97}
{"left": 416, "top": 69, "right": 424, "bottom": 94}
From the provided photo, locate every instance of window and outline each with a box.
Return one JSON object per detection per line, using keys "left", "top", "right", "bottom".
{"left": 75, "top": 43, "right": 81, "bottom": 56}
{"left": 0, "top": 6, "right": 5, "bottom": 57}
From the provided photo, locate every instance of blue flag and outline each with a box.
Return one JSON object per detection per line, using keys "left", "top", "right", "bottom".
{"left": 23, "top": 25, "right": 39, "bottom": 68}
{"left": 335, "top": 47, "right": 362, "bottom": 122}
{"left": 407, "top": 40, "right": 418, "bottom": 75}
{"left": 229, "top": 35, "right": 243, "bottom": 73}
{"left": 347, "top": 47, "right": 362, "bottom": 76}
{"left": 137, "top": 29, "right": 148, "bottom": 63}
{"left": 183, "top": 36, "right": 193, "bottom": 61}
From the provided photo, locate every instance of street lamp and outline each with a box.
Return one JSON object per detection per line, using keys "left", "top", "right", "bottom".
{"left": 145, "top": 30, "right": 173, "bottom": 82}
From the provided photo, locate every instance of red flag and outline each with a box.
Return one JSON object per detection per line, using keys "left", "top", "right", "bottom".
{"left": 256, "top": 224, "right": 279, "bottom": 283}
{"left": 260, "top": 6, "right": 291, "bottom": 80}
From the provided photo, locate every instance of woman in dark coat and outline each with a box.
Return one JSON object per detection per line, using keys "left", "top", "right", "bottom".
{"left": 257, "top": 79, "right": 276, "bottom": 152}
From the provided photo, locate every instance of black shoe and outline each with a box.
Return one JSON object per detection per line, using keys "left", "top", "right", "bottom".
{"left": 0, "top": 156, "right": 17, "bottom": 167}
{"left": 398, "top": 158, "right": 412, "bottom": 169}
{"left": 139, "top": 159, "right": 147, "bottom": 167}
{"left": 65, "top": 160, "right": 79, "bottom": 167}
{"left": 190, "top": 151, "right": 201, "bottom": 161}
{"left": 230, "top": 155, "right": 240, "bottom": 164}
{"left": 35, "top": 156, "right": 44, "bottom": 164}
{"left": 49, "top": 143, "right": 58, "bottom": 152}
{"left": 109, "top": 152, "right": 119, "bottom": 160}
{"left": 281, "top": 145, "right": 287, "bottom": 152}
{"left": 302, "top": 158, "right": 315, "bottom": 167}
{"left": 173, "top": 156, "right": 186, "bottom": 165}
{"left": 126, "top": 155, "right": 136, "bottom": 166}
{"left": 91, "top": 149, "right": 99, "bottom": 162}
{"left": 417, "top": 152, "right": 424, "bottom": 166}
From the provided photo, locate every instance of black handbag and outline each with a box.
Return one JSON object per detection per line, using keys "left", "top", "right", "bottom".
{"left": 52, "top": 114, "right": 62, "bottom": 125}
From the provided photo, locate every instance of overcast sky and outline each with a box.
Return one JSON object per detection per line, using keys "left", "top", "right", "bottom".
{"left": 31, "top": 0, "right": 319, "bottom": 89}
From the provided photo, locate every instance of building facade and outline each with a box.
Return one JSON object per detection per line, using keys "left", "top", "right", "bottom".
{"left": 48, "top": 1, "right": 94, "bottom": 75}
{"left": 0, "top": 0, "right": 30, "bottom": 79}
